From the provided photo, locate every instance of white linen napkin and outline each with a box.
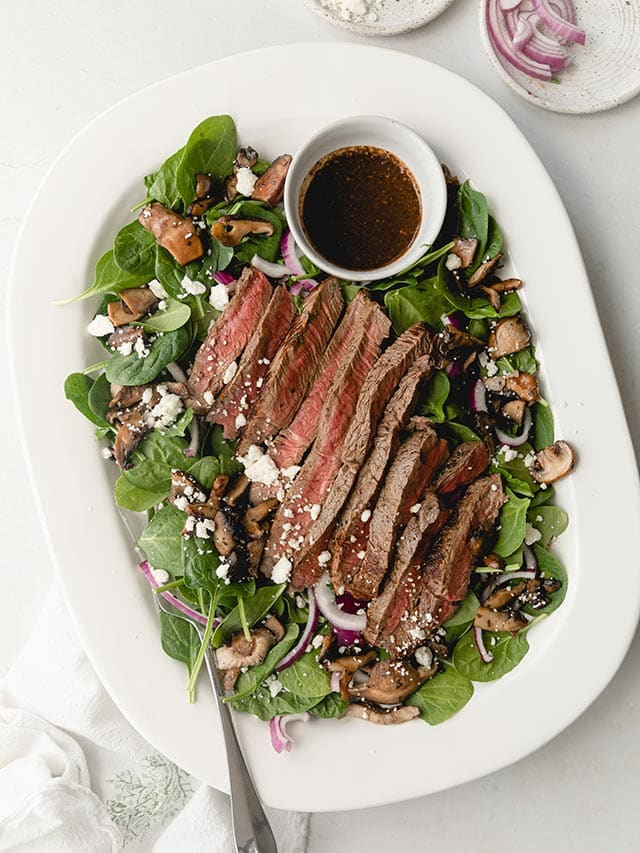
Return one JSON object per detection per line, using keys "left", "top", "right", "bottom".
{"left": 0, "top": 584, "right": 309, "bottom": 852}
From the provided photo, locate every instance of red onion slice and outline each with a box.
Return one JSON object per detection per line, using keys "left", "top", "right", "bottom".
{"left": 269, "top": 713, "right": 311, "bottom": 754}
{"left": 280, "top": 229, "right": 306, "bottom": 278}
{"left": 251, "top": 254, "right": 290, "bottom": 279}
{"left": 487, "top": 0, "right": 553, "bottom": 80}
{"left": 500, "top": 0, "right": 523, "bottom": 9}
{"left": 184, "top": 416, "right": 200, "bottom": 458}
{"left": 473, "top": 626, "right": 494, "bottom": 664}
{"left": 313, "top": 572, "right": 367, "bottom": 632}
{"left": 166, "top": 361, "right": 188, "bottom": 383}
{"left": 290, "top": 278, "right": 318, "bottom": 297}
{"left": 138, "top": 561, "right": 210, "bottom": 626}
{"left": 523, "top": 543, "right": 538, "bottom": 571}
{"left": 275, "top": 592, "right": 319, "bottom": 672}
{"left": 494, "top": 569, "right": 538, "bottom": 587}
{"left": 440, "top": 313, "right": 464, "bottom": 330}
{"left": 445, "top": 360, "right": 462, "bottom": 381}
{"left": 211, "top": 270, "right": 235, "bottom": 287}
{"left": 531, "top": 0, "right": 585, "bottom": 44}
{"left": 330, "top": 671, "right": 341, "bottom": 693}
{"left": 495, "top": 406, "right": 532, "bottom": 447}
{"left": 470, "top": 379, "right": 488, "bottom": 413}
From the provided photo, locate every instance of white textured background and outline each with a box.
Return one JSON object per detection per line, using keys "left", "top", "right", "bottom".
{"left": 2, "top": 1, "right": 640, "bottom": 849}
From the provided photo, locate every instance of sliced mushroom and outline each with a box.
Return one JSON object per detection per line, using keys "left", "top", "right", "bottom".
{"left": 434, "top": 324, "right": 484, "bottom": 366}
{"left": 484, "top": 582, "right": 526, "bottom": 610}
{"left": 474, "top": 606, "right": 530, "bottom": 634}
{"left": 210, "top": 475, "right": 230, "bottom": 500}
{"left": 488, "top": 317, "right": 531, "bottom": 359}
{"left": 225, "top": 473, "right": 250, "bottom": 506}
{"left": 120, "top": 287, "right": 158, "bottom": 316}
{"left": 450, "top": 237, "right": 478, "bottom": 269}
{"left": 108, "top": 384, "right": 149, "bottom": 411}
{"left": 531, "top": 441, "right": 575, "bottom": 484}
{"left": 488, "top": 277, "right": 522, "bottom": 293}
{"left": 246, "top": 538, "right": 266, "bottom": 575}
{"left": 211, "top": 215, "right": 275, "bottom": 247}
{"left": 113, "top": 411, "right": 149, "bottom": 469}
{"left": 245, "top": 498, "right": 279, "bottom": 524}
{"left": 482, "top": 552, "right": 505, "bottom": 571}
{"left": 344, "top": 702, "right": 420, "bottom": 725}
{"left": 244, "top": 518, "right": 263, "bottom": 540}
{"left": 506, "top": 372, "right": 539, "bottom": 403}
{"left": 107, "top": 301, "right": 137, "bottom": 328}
{"left": 195, "top": 173, "right": 213, "bottom": 199}
{"left": 139, "top": 202, "right": 204, "bottom": 265}
{"left": 502, "top": 399, "right": 526, "bottom": 425}
{"left": 481, "top": 286, "right": 501, "bottom": 312}
{"left": 326, "top": 651, "right": 377, "bottom": 674}
{"left": 236, "top": 147, "right": 259, "bottom": 170}
{"left": 349, "top": 660, "right": 436, "bottom": 705}
{"left": 468, "top": 253, "right": 503, "bottom": 287}
{"left": 262, "top": 614, "right": 285, "bottom": 642}
{"left": 187, "top": 197, "right": 218, "bottom": 217}
{"left": 216, "top": 626, "right": 277, "bottom": 688}
{"left": 107, "top": 325, "right": 146, "bottom": 351}
{"left": 168, "top": 470, "right": 207, "bottom": 509}
{"left": 251, "top": 154, "right": 292, "bottom": 206}
{"left": 213, "top": 509, "right": 237, "bottom": 555}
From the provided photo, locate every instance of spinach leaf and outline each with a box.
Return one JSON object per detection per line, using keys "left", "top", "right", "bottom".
{"left": 212, "top": 584, "right": 287, "bottom": 647}
{"left": 442, "top": 591, "right": 480, "bottom": 644}
{"left": 228, "top": 623, "right": 299, "bottom": 702}
{"left": 496, "top": 346, "right": 538, "bottom": 375}
{"left": 206, "top": 424, "right": 242, "bottom": 476}
{"left": 229, "top": 685, "right": 325, "bottom": 721}
{"left": 494, "top": 489, "right": 530, "bottom": 558}
{"left": 458, "top": 180, "right": 488, "bottom": 272}
{"left": 87, "top": 373, "right": 112, "bottom": 423}
{"left": 310, "top": 694, "right": 349, "bottom": 719}
{"left": 278, "top": 650, "right": 331, "bottom": 699}
{"left": 445, "top": 287, "right": 522, "bottom": 321}
{"left": 154, "top": 246, "right": 196, "bottom": 297}
{"left": 492, "top": 448, "right": 537, "bottom": 498}
{"left": 441, "top": 422, "right": 482, "bottom": 445}
{"left": 369, "top": 242, "right": 454, "bottom": 291}
{"left": 407, "top": 666, "right": 474, "bottom": 724}
{"left": 484, "top": 215, "right": 503, "bottom": 261}
{"left": 160, "top": 609, "right": 199, "bottom": 679}
{"left": 64, "top": 373, "right": 110, "bottom": 429}
{"left": 531, "top": 544, "right": 567, "bottom": 615}
{"left": 533, "top": 402, "right": 554, "bottom": 450}
{"left": 114, "top": 460, "right": 173, "bottom": 511}
{"left": 529, "top": 486, "right": 555, "bottom": 508}
{"left": 59, "top": 250, "right": 152, "bottom": 304}
{"left": 113, "top": 220, "right": 157, "bottom": 276}
{"left": 139, "top": 432, "right": 189, "bottom": 468}
{"left": 138, "top": 505, "right": 185, "bottom": 572}
{"left": 201, "top": 240, "right": 234, "bottom": 274}
{"left": 145, "top": 145, "right": 186, "bottom": 210}
{"left": 529, "top": 506, "right": 568, "bottom": 548}
{"left": 105, "top": 324, "right": 192, "bottom": 386}
{"left": 453, "top": 629, "right": 529, "bottom": 682}
{"left": 420, "top": 371, "right": 450, "bottom": 423}
{"left": 384, "top": 275, "right": 450, "bottom": 333}
{"left": 209, "top": 200, "right": 283, "bottom": 264}
{"left": 176, "top": 115, "right": 237, "bottom": 205}
{"left": 181, "top": 534, "right": 219, "bottom": 592}
{"left": 138, "top": 298, "right": 191, "bottom": 333}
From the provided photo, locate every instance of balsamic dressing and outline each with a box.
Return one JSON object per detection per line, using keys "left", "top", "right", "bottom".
{"left": 300, "top": 145, "right": 422, "bottom": 271}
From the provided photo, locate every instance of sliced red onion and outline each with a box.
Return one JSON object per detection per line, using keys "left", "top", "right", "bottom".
{"left": 184, "top": 416, "right": 200, "bottom": 458}
{"left": 251, "top": 254, "right": 290, "bottom": 279}
{"left": 531, "top": 0, "right": 585, "bottom": 44}
{"left": 280, "top": 229, "right": 306, "bottom": 278}
{"left": 550, "top": 0, "right": 576, "bottom": 25}
{"left": 487, "top": 0, "right": 553, "bottom": 79}
{"left": 511, "top": 15, "right": 534, "bottom": 49}
{"left": 313, "top": 572, "right": 367, "bottom": 632}
{"left": 289, "top": 278, "right": 318, "bottom": 297}
{"left": 212, "top": 270, "right": 235, "bottom": 286}
{"left": 495, "top": 405, "right": 532, "bottom": 447}
{"left": 138, "top": 561, "right": 210, "bottom": 626}
{"left": 470, "top": 379, "right": 488, "bottom": 413}
{"left": 445, "top": 361, "right": 462, "bottom": 381}
{"left": 275, "top": 592, "right": 318, "bottom": 672}
{"left": 473, "top": 626, "right": 494, "bottom": 664}
{"left": 523, "top": 543, "right": 538, "bottom": 571}
{"left": 494, "top": 569, "right": 538, "bottom": 587}
{"left": 269, "top": 713, "right": 310, "bottom": 754}
{"left": 166, "top": 361, "right": 187, "bottom": 383}
{"left": 521, "top": 34, "right": 567, "bottom": 70}
{"left": 330, "top": 671, "right": 341, "bottom": 693}
{"left": 440, "top": 313, "right": 464, "bottom": 330}
{"left": 500, "top": 0, "right": 523, "bottom": 9}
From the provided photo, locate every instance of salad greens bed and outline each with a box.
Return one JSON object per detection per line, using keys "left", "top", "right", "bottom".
{"left": 64, "top": 115, "right": 570, "bottom": 736}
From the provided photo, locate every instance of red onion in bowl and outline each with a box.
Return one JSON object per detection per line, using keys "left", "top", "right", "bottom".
{"left": 531, "top": 0, "right": 585, "bottom": 44}
{"left": 486, "top": 0, "right": 553, "bottom": 80}
{"left": 473, "top": 626, "right": 495, "bottom": 664}
{"left": 275, "top": 592, "right": 319, "bottom": 672}
{"left": 495, "top": 405, "right": 532, "bottom": 447}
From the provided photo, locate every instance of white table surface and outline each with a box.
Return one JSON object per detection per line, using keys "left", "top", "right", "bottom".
{"left": 2, "top": 1, "right": 640, "bottom": 849}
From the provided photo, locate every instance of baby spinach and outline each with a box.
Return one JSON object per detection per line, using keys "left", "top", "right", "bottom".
{"left": 458, "top": 180, "right": 489, "bottom": 272}
{"left": 145, "top": 145, "right": 186, "bottom": 211}
{"left": 182, "top": 534, "right": 219, "bottom": 593}
{"left": 185, "top": 456, "right": 222, "bottom": 490}
{"left": 369, "top": 242, "right": 454, "bottom": 291}
{"left": 229, "top": 685, "right": 325, "bottom": 721}
{"left": 114, "top": 460, "right": 174, "bottom": 512}
{"left": 278, "top": 650, "right": 331, "bottom": 699}
{"left": 159, "top": 609, "right": 199, "bottom": 682}
{"left": 64, "top": 373, "right": 110, "bottom": 429}
{"left": 530, "top": 544, "right": 567, "bottom": 615}
{"left": 529, "top": 485, "right": 555, "bottom": 508}
{"left": 113, "top": 220, "right": 157, "bottom": 276}
{"left": 209, "top": 200, "right": 283, "bottom": 264}
{"left": 484, "top": 215, "right": 503, "bottom": 262}
{"left": 441, "top": 422, "right": 482, "bottom": 445}
{"left": 453, "top": 629, "right": 529, "bottom": 682}
{"left": 309, "top": 694, "right": 349, "bottom": 719}
{"left": 228, "top": 623, "right": 300, "bottom": 702}
{"left": 138, "top": 298, "right": 191, "bottom": 333}
{"left": 420, "top": 371, "right": 450, "bottom": 423}
{"left": 58, "top": 250, "right": 152, "bottom": 304}
{"left": 138, "top": 505, "right": 185, "bottom": 572}
{"left": 492, "top": 449, "right": 537, "bottom": 498}
{"left": 139, "top": 431, "right": 189, "bottom": 467}
{"left": 212, "top": 584, "right": 287, "bottom": 647}
{"left": 494, "top": 489, "right": 530, "bottom": 558}
{"left": 203, "top": 239, "right": 234, "bottom": 274}
{"left": 407, "top": 665, "right": 474, "bottom": 724}
{"left": 384, "top": 274, "right": 450, "bottom": 333}
{"left": 529, "top": 506, "right": 568, "bottom": 549}
{"left": 496, "top": 346, "right": 538, "bottom": 376}
{"left": 105, "top": 324, "right": 192, "bottom": 386}
{"left": 87, "top": 373, "right": 112, "bottom": 423}
{"left": 442, "top": 590, "right": 480, "bottom": 644}
{"left": 176, "top": 115, "right": 237, "bottom": 205}
{"left": 533, "top": 402, "right": 554, "bottom": 450}
{"left": 154, "top": 246, "right": 196, "bottom": 297}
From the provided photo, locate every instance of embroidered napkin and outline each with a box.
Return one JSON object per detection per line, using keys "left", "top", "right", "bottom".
{"left": 0, "top": 584, "right": 309, "bottom": 851}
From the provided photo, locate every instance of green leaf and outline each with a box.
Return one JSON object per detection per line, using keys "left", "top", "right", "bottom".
{"left": 145, "top": 145, "right": 186, "bottom": 210}
{"left": 187, "top": 456, "right": 222, "bottom": 490}
{"left": 139, "top": 432, "right": 190, "bottom": 468}
{"left": 228, "top": 623, "right": 299, "bottom": 702}
{"left": 529, "top": 506, "right": 568, "bottom": 549}
{"left": 494, "top": 489, "right": 530, "bottom": 558}
{"left": 57, "top": 250, "right": 152, "bottom": 304}
{"left": 533, "top": 402, "right": 554, "bottom": 451}
{"left": 114, "top": 460, "right": 173, "bottom": 511}
{"left": 176, "top": 115, "right": 237, "bottom": 205}
{"left": 369, "top": 242, "right": 454, "bottom": 291}
{"left": 496, "top": 346, "right": 538, "bottom": 376}
{"left": 229, "top": 684, "right": 326, "bottom": 721}
{"left": 113, "top": 220, "right": 157, "bottom": 276}
{"left": 181, "top": 533, "right": 219, "bottom": 593}
{"left": 442, "top": 591, "right": 480, "bottom": 644}
{"left": 453, "top": 629, "right": 529, "bottom": 682}
{"left": 154, "top": 246, "right": 193, "bottom": 297}
{"left": 160, "top": 609, "right": 199, "bottom": 673}
{"left": 484, "top": 215, "right": 503, "bottom": 261}
{"left": 458, "top": 180, "right": 489, "bottom": 272}
{"left": 310, "top": 693, "right": 349, "bottom": 719}
{"left": 87, "top": 373, "right": 112, "bottom": 423}
{"left": 420, "top": 371, "right": 450, "bottom": 423}
{"left": 138, "top": 506, "right": 185, "bottom": 572}
{"left": 64, "top": 373, "right": 110, "bottom": 428}
{"left": 441, "top": 422, "right": 482, "bottom": 445}
{"left": 278, "top": 649, "right": 331, "bottom": 699}
{"left": 209, "top": 200, "right": 283, "bottom": 264}
{"left": 201, "top": 239, "right": 234, "bottom": 274}
{"left": 407, "top": 666, "right": 474, "bottom": 724}
{"left": 530, "top": 544, "right": 567, "bottom": 615}
{"left": 138, "top": 298, "right": 191, "bottom": 333}
{"left": 105, "top": 324, "right": 192, "bottom": 386}
{"left": 212, "top": 584, "right": 287, "bottom": 647}
{"left": 384, "top": 274, "right": 450, "bottom": 334}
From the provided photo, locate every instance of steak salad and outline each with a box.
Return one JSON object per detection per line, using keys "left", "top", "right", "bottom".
{"left": 64, "top": 116, "right": 574, "bottom": 751}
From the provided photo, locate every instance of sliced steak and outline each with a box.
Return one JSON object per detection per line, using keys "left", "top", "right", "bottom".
{"left": 328, "top": 354, "right": 435, "bottom": 593}
{"left": 344, "top": 420, "right": 449, "bottom": 601}
{"left": 432, "top": 440, "right": 489, "bottom": 497}
{"left": 364, "top": 492, "right": 448, "bottom": 647}
{"left": 188, "top": 267, "right": 272, "bottom": 400}
{"left": 262, "top": 302, "right": 390, "bottom": 578}
{"left": 271, "top": 290, "right": 377, "bottom": 470}
{"left": 237, "top": 278, "right": 344, "bottom": 454}
{"left": 208, "top": 286, "right": 296, "bottom": 439}
{"left": 379, "top": 473, "right": 506, "bottom": 657}
{"left": 290, "top": 324, "right": 432, "bottom": 589}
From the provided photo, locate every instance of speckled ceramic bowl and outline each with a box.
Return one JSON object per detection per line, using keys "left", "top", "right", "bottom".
{"left": 305, "top": 0, "right": 455, "bottom": 37}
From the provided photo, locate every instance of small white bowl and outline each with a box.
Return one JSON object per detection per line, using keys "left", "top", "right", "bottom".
{"left": 284, "top": 115, "right": 447, "bottom": 282}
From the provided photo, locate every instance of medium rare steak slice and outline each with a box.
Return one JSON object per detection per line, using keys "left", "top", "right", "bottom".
{"left": 261, "top": 300, "right": 390, "bottom": 578}
{"left": 328, "top": 354, "right": 435, "bottom": 593}
{"left": 290, "top": 324, "right": 432, "bottom": 590}
{"left": 344, "top": 419, "right": 449, "bottom": 601}
{"left": 208, "top": 286, "right": 296, "bottom": 439}
{"left": 379, "top": 473, "right": 506, "bottom": 657}
{"left": 364, "top": 491, "right": 448, "bottom": 647}
{"left": 432, "top": 440, "right": 489, "bottom": 497}
{"left": 188, "top": 267, "right": 272, "bottom": 399}
{"left": 271, "top": 290, "right": 377, "bottom": 469}
{"left": 237, "top": 278, "right": 344, "bottom": 454}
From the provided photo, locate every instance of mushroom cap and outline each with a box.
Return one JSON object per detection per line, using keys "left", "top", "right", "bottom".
{"left": 488, "top": 317, "right": 531, "bottom": 359}
{"left": 531, "top": 440, "right": 575, "bottom": 484}
{"left": 344, "top": 702, "right": 420, "bottom": 725}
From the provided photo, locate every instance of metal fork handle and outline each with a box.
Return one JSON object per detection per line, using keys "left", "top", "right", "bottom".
{"left": 197, "top": 629, "right": 278, "bottom": 853}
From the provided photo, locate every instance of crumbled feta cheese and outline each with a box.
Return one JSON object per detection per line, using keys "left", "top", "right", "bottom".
{"left": 216, "top": 562, "right": 229, "bottom": 579}
{"left": 281, "top": 465, "right": 301, "bottom": 482}
{"left": 144, "top": 393, "right": 183, "bottom": 429}
{"left": 101, "top": 446, "right": 113, "bottom": 460}
{"left": 239, "top": 444, "right": 280, "bottom": 485}
{"left": 265, "top": 674, "right": 284, "bottom": 698}
{"left": 235, "top": 413, "right": 247, "bottom": 430}
{"left": 203, "top": 390, "right": 215, "bottom": 406}
{"left": 524, "top": 523, "right": 542, "bottom": 545}
{"left": 184, "top": 516, "right": 196, "bottom": 534}
{"left": 142, "top": 388, "right": 153, "bottom": 405}
{"left": 360, "top": 508, "right": 371, "bottom": 523}
{"left": 410, "top": 503, "right": 422, "bottom": 514}
{"left": 271, "top": 555, "right": 293, "bottom": 584}
{"left": 415, "top": 646, "right": 433, "bottom": 668}
{"left": 235, "top": 167, "right": 259, "bottom": 196}
{"left": 195, "top": 518, "right": 215, "bottom": 539}
{"left": 117, "top": 341, "right": 133, "bottom": 356}
{"left": 523, "top": 452, "right": 536, "bottom": 468}
{"left": 409, "top": 627, "right": 427, "bottom": 641}
{"left": 500, "top": 445, "right": 518, "bottom": 463}
{"left": 357, "top": 550, "right": 366, "bottom": 560}
{"left": 222, "top": 361, "right": 238, "bottom": 385}
{"left": 87, "top": 314, "right": 114, "bottom": 337}
{"left": 317, "top": 551, "right": 331, "bottom": 566}
{"left": 309, "top": 504, "right": 321, "bottom": 521}
{"left": 148, "top": 279, "right": 168, "bottom": 299}
{"left": 151, "top": 568, "right": 170, "bottom": 585}
{"left": 134, "top": 337, "right": 150, "bottom": 359}
{"left": 181, "top": 275, "right": 206, "bottom": 296}
{"left": 209, "top": 283, "right": 230, "bottom": 311}
{"left": 445, "top": 253, "right": 462, "bottom": 271}
{"left": 157, "top": 299, "right": 167, "bottom": 311}
{"left": 174, "top": 495, "right": 189, "bottom": 512}
{"left": 311, "top": 635, "right": 323, "bottom": 649}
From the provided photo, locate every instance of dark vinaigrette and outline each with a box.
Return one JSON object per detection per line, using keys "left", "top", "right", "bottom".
{"left": 300, "top": 145, "right": 422, "bottom": 271}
